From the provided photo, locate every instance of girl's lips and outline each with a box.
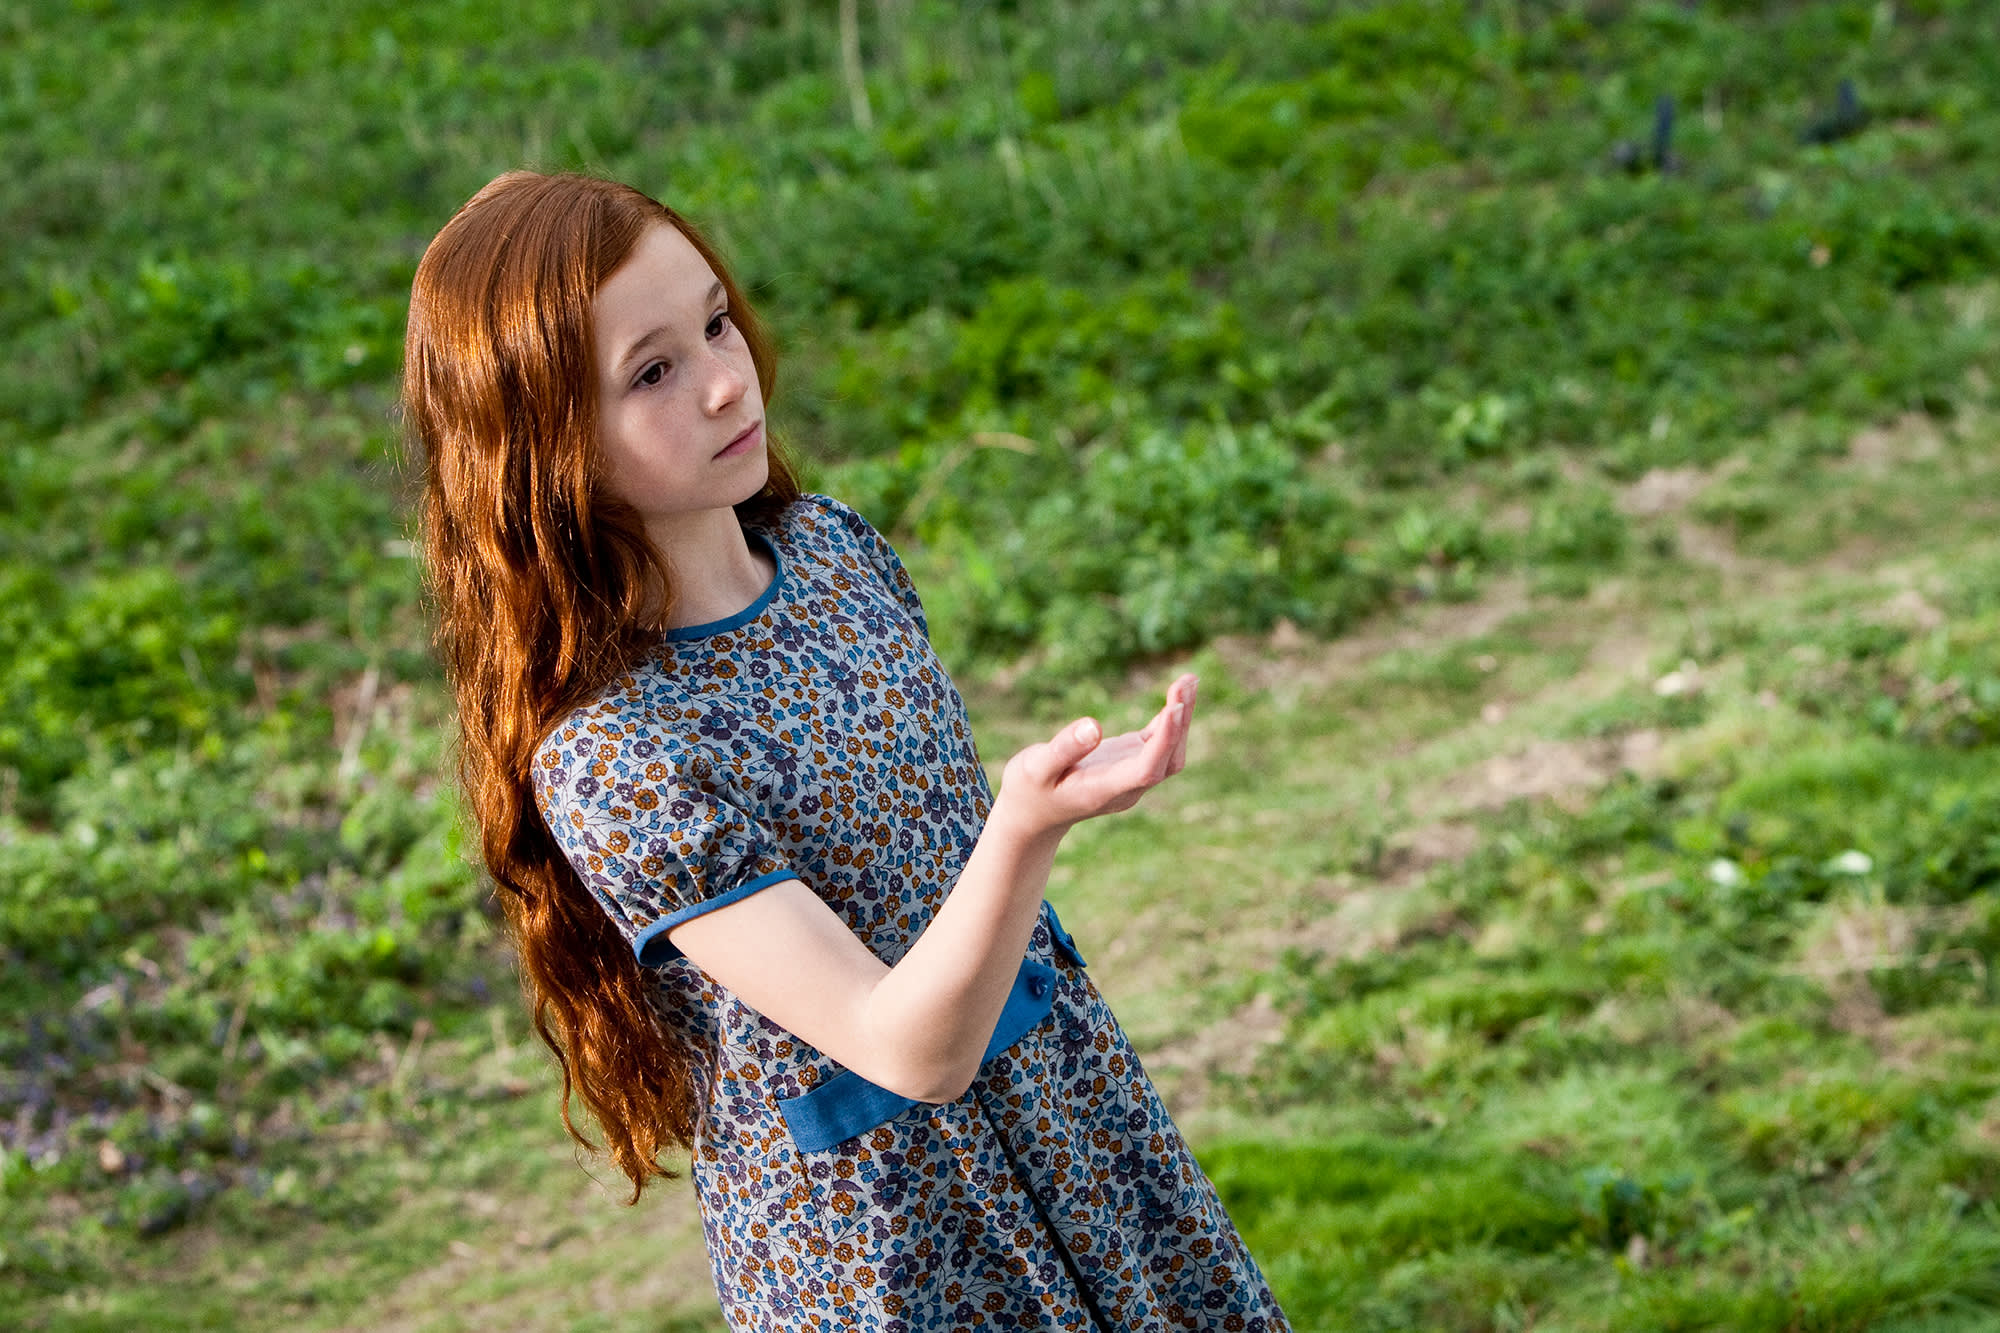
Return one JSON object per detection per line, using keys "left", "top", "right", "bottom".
{"left": 715, "top": 420, "right": 763, "bottom": 459}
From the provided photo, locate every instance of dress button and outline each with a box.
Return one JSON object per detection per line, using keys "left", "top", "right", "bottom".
{"left": 1027, "top": 975, "right": 1050, "bottom": 1000}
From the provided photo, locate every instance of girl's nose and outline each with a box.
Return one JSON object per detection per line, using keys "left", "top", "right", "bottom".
{"left": 704, "top": 351, "right": 750, "bottom": 415}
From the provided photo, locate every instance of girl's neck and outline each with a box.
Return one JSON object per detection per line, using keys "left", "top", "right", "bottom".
{"left": 650, "top": 505, "right": 775, "bottom": 630}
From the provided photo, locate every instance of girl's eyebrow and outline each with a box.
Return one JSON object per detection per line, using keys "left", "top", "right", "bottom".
{"left": 611, "top": 281, "right": 727, "bottom": 377}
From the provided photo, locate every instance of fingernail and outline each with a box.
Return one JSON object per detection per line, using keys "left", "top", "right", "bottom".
{"left": 1075, "top": 719, "right": 1100, "bottom": 744}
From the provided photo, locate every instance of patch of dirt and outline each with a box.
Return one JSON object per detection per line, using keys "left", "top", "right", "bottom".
{"left": 1617, "top": 459, "right": 1769, "bottom": 580}
{"left": 1671, "top": 516, "right": 1759, "bottom": 578}
{"left": 1873, "top": 586, "right": 1947, "bottom": 632}
{"left": 1583, "top": 624, "right": 1660, "bottom": 683}
{"left": 1204, "top": 575, "right": 1533, "bottom": 697}
{"left": 1838, "top": 411, "right": 1947, "bottom": 475}
{"left": 1608, "top": 456, "right": 1797, "bottom": 580}
{"left": 1487, "top": 498, "right": 1532, "bottom": 534}
{"left": 1968, "top": 1098, "right": 2000, "bottom": 1150}
{"left": 1437, "top": 730, "right": 1666, "bottom": 815}
{"left": 1668, "top": 989, "right": 1740, "bottom": 1044}
{"left": 1147, "top": 991, "right": 1286, "bottom": 1114}
{"left": 1617, "top": 465, "right": 1713, "bottom": 517}
{"left": 1258, "top": 883, "right": 1395, "bottom": 967}
{"left": 1792, "top": 899, "right": 1989, "bottom": 1069}
{"left": 1262, "top": 822, "right": 1481, "bottom": 952}
{"left": 1154, "top": 819, "right": 1487, "bottom": 1112}
{"left": 1377, "top": 820, "right": 1485, "bottom": 880}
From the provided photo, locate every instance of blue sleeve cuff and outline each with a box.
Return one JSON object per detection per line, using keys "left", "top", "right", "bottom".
{"left": 632, "top": 869, "right": 799, "bottom": 967}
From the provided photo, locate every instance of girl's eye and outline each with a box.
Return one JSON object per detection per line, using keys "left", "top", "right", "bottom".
{"left": 706, "top": 310, "right": 732, "bottom": 339}
{"left": 636, "top": 362, "right": 666, "bottom": 389}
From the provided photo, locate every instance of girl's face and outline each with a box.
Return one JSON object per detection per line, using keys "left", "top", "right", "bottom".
{"left": 591, "top": 223, "right": 767, "bottom": 526}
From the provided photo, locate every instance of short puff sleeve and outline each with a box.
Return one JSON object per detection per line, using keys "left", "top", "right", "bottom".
{"left": 533, "top": 724, "right": 796, "bottom": 967}
{"left": 808, "top": 494, "right": 931, "bottom": 639}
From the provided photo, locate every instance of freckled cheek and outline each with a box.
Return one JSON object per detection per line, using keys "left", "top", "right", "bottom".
{"left": 605, "top": 402, "right": 665, "bottom": 456}
{"left": 600, "top": 420, "right": 661, "bottom": 499}
{"left": 605, "top": 410, "right": 700, "bottom": 492}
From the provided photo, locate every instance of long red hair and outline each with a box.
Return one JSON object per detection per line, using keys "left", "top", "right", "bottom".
{"left": 402, "top": 171, "right": 802, "bottom": 1200}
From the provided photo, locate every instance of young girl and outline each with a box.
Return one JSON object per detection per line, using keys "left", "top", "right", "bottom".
{"left": 404, "top": 170, "right": 1291, "bottom": 1332}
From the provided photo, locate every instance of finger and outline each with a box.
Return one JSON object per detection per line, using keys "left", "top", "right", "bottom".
{"left": 1071, "top": 730, "right": 1142, "bottom": 766}
{"left": 1037, "top": 717, "right": 1102, "bottom": 783}
{"left": 1169, "top": 678, "right": 1196, "bottom": 775}
{"left": 1139, "top": 697, "right": 1178, "bottom": 783}
{"left": 1121, "top": 687, "right": 1182, "bottom": 778}
{"left": 1060, "top": 735, "right": 1141, "bottom": 795}
{"left": 1152, "top": 674, "right": 1196, "bottom": 731}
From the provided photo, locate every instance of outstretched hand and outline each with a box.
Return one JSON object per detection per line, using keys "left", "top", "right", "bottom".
{"left": 995, "top": 673, "right": 1198, "bottom": 839}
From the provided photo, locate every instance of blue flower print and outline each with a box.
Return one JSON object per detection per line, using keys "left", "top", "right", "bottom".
{"left": 698, "top": 706, "right": 738, "bottom": 742}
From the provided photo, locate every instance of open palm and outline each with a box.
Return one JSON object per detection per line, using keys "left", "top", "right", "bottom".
{"left": 999, "top": 673, "right": 1198, "bottom": 830}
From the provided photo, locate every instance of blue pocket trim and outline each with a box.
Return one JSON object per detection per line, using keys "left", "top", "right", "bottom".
{"left": 777, "top": 955, "right": 1059, "bottom": 1154}
{"left": 1042, "top": 900, "right": 1087, "bottom": 967}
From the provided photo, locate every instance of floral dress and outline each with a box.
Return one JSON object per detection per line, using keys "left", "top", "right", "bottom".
{"left": 533, "top": 493, "right": 1291, "bottom": 1332}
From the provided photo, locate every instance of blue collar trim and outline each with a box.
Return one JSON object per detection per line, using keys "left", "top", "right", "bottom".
{"left": 664, "top": 528, "right": 783, "bottom": 641}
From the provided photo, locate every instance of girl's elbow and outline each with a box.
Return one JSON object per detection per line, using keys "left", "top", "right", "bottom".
{"left": 881, "top": 1054, "right": 977, "bottom": 1106}
{"left": 919, "top": 1067, "right": 977, "bottom": 1106}
{"left": 852, "top": 1001, "right": 979, "bottom": 1103}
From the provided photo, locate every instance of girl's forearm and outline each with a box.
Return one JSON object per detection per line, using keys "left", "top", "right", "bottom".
{"left": 857, "top": 798, "right": 1064, "bottom": 1103}
{"left": 851, "top": 685, "right": 1191, "bottom": 1103}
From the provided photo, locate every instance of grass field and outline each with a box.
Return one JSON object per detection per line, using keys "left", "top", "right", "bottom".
{"left": 4, "top": 2, "right": 1998, "bottom": 1329}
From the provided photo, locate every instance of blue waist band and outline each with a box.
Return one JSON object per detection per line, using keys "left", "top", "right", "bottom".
{"left": 776, "top": 901, "right": 1085, "bottom": 1153}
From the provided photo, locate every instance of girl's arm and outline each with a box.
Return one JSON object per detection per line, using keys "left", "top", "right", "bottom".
{"left": 666, "top": 673, "right": 1198, "bottom": 1104}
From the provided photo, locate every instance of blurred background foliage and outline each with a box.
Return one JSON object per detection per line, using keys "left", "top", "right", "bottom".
{"left": 3, "top": 0, "right": 1998, "bottom": 1328}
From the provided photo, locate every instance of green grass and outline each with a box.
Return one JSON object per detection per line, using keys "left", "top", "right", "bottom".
{"left": 4, "top": 0, "right": 2000, "bottom": 1328}
{"left": 11, "top": 416, "right": 2000, "bottom": 1330}
{"left": 1168, "top": 508, "right": 2000, "bottom": 1327}
{"left": 5, "top": 1018, "right": 724, "bottom": 1331}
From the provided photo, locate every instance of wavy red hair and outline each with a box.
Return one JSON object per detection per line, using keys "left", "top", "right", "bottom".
{"left": 402, "top": 171, "right": 802, "bottom": 1200}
